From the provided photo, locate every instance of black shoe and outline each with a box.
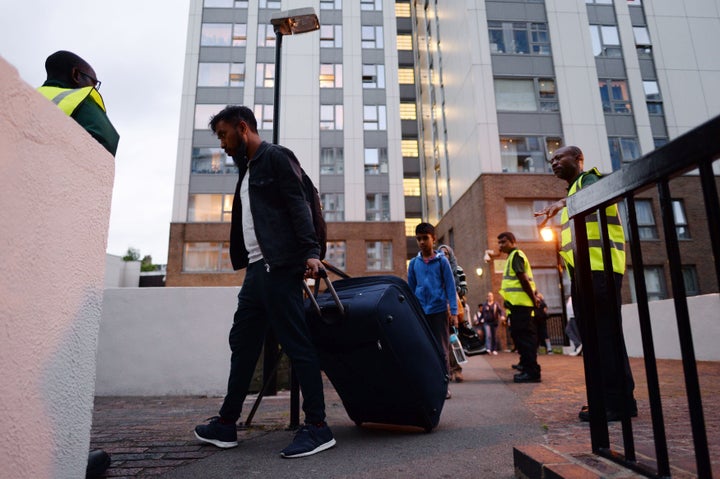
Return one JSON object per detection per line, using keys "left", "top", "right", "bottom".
{"left": 195, "top": 416, "right": 238, "bottom": 448}
{"left": 513, "top": 372, "right": 541, "bottom": 383}
{"left": 280, "top": 422, "right": 336, "bottom": 458}
{"left": 511, "top": 363, "right": 523, "bottom": 371}
{"left": 578, "top": 405, "right": 638, "bottom": 422}
{"left": 86, "top": 450, "right": 111, "bottom": 479}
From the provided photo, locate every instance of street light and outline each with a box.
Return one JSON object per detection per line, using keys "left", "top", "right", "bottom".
{"left": 541, "top": 226, "right": 569, "bottom": 345}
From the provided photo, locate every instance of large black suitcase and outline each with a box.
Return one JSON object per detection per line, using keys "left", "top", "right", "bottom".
{"left": 306, "top": 275, "right": 448, "bottom": 432}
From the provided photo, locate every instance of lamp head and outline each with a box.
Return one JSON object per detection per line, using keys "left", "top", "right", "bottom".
{"left": 271, "top": 7, "right": 320, "bottom": 36}
{"left": 540, "top": 227, "right": 555, "bottom": 242}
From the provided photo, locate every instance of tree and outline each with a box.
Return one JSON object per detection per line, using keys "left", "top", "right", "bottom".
{"left": 140, "top": 255, "right": 155, "bottom": 272}
{"left": 122, "top": 247, "right": 140, "bottom": 262}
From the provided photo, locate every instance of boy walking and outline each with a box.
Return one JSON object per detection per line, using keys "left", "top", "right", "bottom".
{"left": 407, "top": 223, "right": 458, "bottom": 397}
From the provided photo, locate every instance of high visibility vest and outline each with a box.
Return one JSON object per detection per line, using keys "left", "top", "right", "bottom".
{"left": 37, "top": 86, "right": 106, "bottom": 116}
{"left": 559, "top": 168, "right": 626, "bottom": 274}
{"left": 499, "top": 249, "right": 536, "bottom": 307}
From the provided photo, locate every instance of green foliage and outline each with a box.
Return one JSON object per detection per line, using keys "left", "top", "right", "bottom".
{"left": 122, "top": 247, "right": 141, "bottom": 262}
{"left": 140, "top": 255, "right": 155, "bottom": 272}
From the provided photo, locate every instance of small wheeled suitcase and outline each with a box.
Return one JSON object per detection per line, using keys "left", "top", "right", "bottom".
{"left": 305, "top": 274, "right": 448, "bottom": 432}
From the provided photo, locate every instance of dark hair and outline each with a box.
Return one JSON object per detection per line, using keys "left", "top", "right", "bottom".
{"left": 497, "top": 231, "right": 516, "bottom": 243}
{"left": 415, "top": 222, "right": 435, "bottom": 236}
{"left": 45, "top": 50, "right": 90, "bottom": 83}
{"left": 209, "top": 105, "right": 258, "bottom": 133}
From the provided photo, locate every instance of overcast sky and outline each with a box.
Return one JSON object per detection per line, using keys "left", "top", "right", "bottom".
{"left": 0, "top": 0, "right": 192, "bottom": 264}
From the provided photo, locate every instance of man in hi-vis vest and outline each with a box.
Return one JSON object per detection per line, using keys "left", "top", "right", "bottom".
{"left": 535, "top": 145, "right": 636, "bottom": 423}
{"left": 498, "top": 232, "right": 542, "bottom": 383}
{"left": 37, "top": 50, "right": 119, "bottom": 156}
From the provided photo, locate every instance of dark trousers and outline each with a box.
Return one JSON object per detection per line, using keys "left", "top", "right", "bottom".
{"left": 426, "top": 311, "right": 451, "bottom": 373}
{"left": 484, "top": 323, "right": 498, "bottom": 352}
{"left": 219, "top": 261, "right": 326, "bottom": 424}
{"left": 572, "top": 272, "right": 635, "bottom": 412}
{"left": 509, "top": 306, "right": 540, "bottom": 377}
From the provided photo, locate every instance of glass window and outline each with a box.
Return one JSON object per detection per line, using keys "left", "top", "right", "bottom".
{"left": 599, "top": 80, "right": 631, "bottom": 113}
{"left": 363, "top": 105, "right": 387, "bottom": 130}
{"left": 397, "top": 35, "right": 412, "bottom": 50}
{"left": 320, "top": 0, "right": 342, "bottom": 9}
{"left": 488, "top": 21, "right": 550, "bottom": 55}
{"left": 400, "top": 103, "right": 417, "bottom": 120}
{"left": 325, "top": 241, "right": 346, "bottom": 269}
{"left": 192, "top": 147, "right": 235, "bottom": 174}
{"left": 627, "top": 0, "right": 642, "bottom": 5}
{"left": 366, "top": 193, "right": 390, "bottom": 221}
{"left": 253, "top": 104, "right": 274, "bottom": 130}
{"left": 362, "top": 26, "right": 384, "bottom": 49}
{"left": 361, "top": 0, "right": 382, "bottom": 10}
{"left": 320, "top": 147, "right": 344, "bottom": 174}
{"left": 644, "top": 81, "right": 663, "bottom": 115}
{"left": 635, "top": 199, "right": 658, "bottom": 239}
{"left": 198, "top": 62, "right": 245, "bottom": 87}
{"left": 183, "top": 242, "right": 233, "bottom": 272}
{"left": 320, "top": 25, "right": 343, "bottom": 48}
{"left": 320, "top": 105, "right": 343, "bottom": 130}
{"left": 586, "top": 0, "right": 613, "bottom": 4}
{"left": 366, "top": 241, "right": 393, "bottom": 271}
{"left": 362, "top": 64, "right": 385, "bottom": 88}
{"left": 259, "top": 0, "right": 280, "bottom": 8}
{"left": 232, "top": 24, "right": 247, "bottom": 46}
{"left": 629, "top": 266, "right": 666, "bottom": 302}
{"left": 320, "top": 64, "right": 343, "bottom": 88}
{"left": 672, "top": 199, "right": 691, "bottom": 239}
{"left": 589, "top": 25, "right": 622, "bottom": 57}
{"left": 654, "top": 138, "right": 668, "bottom": 149}
{"left": 499, "top": 136, "right": 560, "bottom": 173}
{"left": 402, "top": 139, "right": 418, "bottom": 157}
{"left": 633, "top": 26, "right": 651, "bottom": 46}
{"left": 396, "top": 3, "right": 410, "bottom": 17}
{"left": 321, "top": 193, "right": 344, "bottom": 221}
{"left": 403, "top": 178, "right": 421, "bottom": 196}
{"left": 364, "top": 147, "right": 388, "bottom": 174}
{"left": 495, "top": 79, "right": 536, "bottom": 111}
{"left": 201, "top": 24, "right": 232, "bottom": 46}
{"left": 405, "top": 218, "right": 422, "bottom": 236}
{"left": 398, "top": 68, "right": 415, "bottom": 84}
{"left": 506, "top": 200, "right": 561, "bottom": 240}
{"left": 682, "top": 266, "right": 699, "bottom": 296}
{"left": 195, "top": 104, "right": 225, "bottom": 129}
{"left": 204, "top": 0, "right": 232, "bottom": 8}
{"left": 256, "top": 63, "right": 275, "bottom": 88}
{"left": 608, "top": 137, "right": 641, "bottom": 170}
{"left": 257, "top": 24, "right": 276, "bottom": 47}
{"left": 188, "top": 194, "right": 233, "bottom": 222}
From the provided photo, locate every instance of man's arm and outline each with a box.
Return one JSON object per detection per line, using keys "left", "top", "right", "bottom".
{"left": 407, "top": 258, "right": 417, "bottom": 290}
{"left": 441, "top": 258, "right": 458, "bottom": 316}
{"left": 534, "top": 198, "right": 566, "bottom": 227}
{"left": 517, "top": 272, "right": 539, "bottom": 308}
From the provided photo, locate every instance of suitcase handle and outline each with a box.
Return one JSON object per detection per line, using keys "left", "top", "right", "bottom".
{"left": 303, "top": 268, "right": 345, "bottom": 318}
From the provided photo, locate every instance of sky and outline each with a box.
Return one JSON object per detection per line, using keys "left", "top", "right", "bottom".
{"left": 0, "top": 0, "right": 192, "bottom": 264}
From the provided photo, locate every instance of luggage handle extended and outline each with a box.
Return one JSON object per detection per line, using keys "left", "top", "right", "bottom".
{"left": 303, "top": 268, "right": 345, "bottom": 318}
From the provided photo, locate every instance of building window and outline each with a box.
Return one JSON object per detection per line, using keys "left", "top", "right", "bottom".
{"left": 363, "top": 105, "right": 387, "bottom": 130}
{"left": 201, "top": 24, "right": 232, "bottom": 46}
{"left": 627, "top": 0, "right": 642, "bottom": 5}
{"left": 589, "top": 25, "right": 622, "bottom": 57}
{"left": 321, "top": 193, "right": 344, "bottom": 221}
{"left": 682, "top": 266, "right": 699, "bottom": 296}
{"left": 192, "top": 147, "right": 235, "bottom": 174}
{"left": 585, "top": 0, "right": 613, "bottom": 4}
{"left": 183, "top": 242, "right": 233, "bottom": 272}
{"left": 634, "top": 199, "right": 659, "bottom": 239}
{"left": 494, "top": 78, "right": 558, "bottom": 112}
{"left": 403, "top": 178, "right": 421, "bottom": 196}
{"left": 320, "top": 0, "right": 342, "bottom": 9}
{"left": 326, "top": 241, "right": 346, "bottom": 269}
{"left": 400, "top": 103, "right": 417, "bottom": 120}
{"left": 320, "top": 105, "right": 343, "bottom": 130}
{"left": 608, "top": 137, "right": 640, "bottom": 170}
{"left": 366, "top": 241, "right": 393, "bottom": 271}
{"left": 256, "top": 63, "right": 275, "bottom": 88}
{"left": 320, "top": 147, "right": 344, "bottom": 174}
{"left": 599, "top": 79, "right": 631, "bottom": 113}
{"left": 362, "top": 64, "right": 385, "bottom": 88}
{"left": 188, "top": 194, "right": 233, "bottom": 222}
{"left": 320, "top": 64, "right": 343, "bottom": 88}
{"left": 204, "top": 0, "right": 232, "bottom": 7}
{"left": 232, "top": 24, "right": 247, "bottom": 45}
{"left": 506, "top": 200, "right": 561, "bottom": 240}
{"left": 361, "top": 0, "right": 382, "bottom": 10}
{"left": 488, "top": 21, "right": 550, "bottom": 55}
{"left": 397, "top": 35, "right": 412, "bottom": 50}
{"left": 395, "top": 3, "right": 410, "bottom": 17}
{"left": 500, "top": 136, "right": 560, "bottom": 173}
{"left": 401, "top": 139, "right": 419, "bottom": 157}
{"left": 629, "top": 266, "right": 667, "bottom": 302}
{"left": 195, "top": 104, "right": 226, "bottom": 129}
{"left": 253, "top": 104, "right": 274, "bottom": 130}
{"left": 643, "top": 81, "right": 663, "bottom": 115}
{"left": 654, "top": 138, "right": 668, "bottom": 149}
{"left": 362, "top": 26, "right": 384, "bottom": 49}
{"left": 366, "top": 193, "right": 390, "bottom": 221}
{"left": 672, "top": 199, "right": 691, "bottom": 239}
{"left": 259, "top": 0, "right": 280, "bottom": 8}
{"left": 398, "top": 68, "right": 415, "bottom": 84}
{"left": 320, "top": 25, "right": 342, "bottom": 48}
{"left": 257, "top": 24, "right": 276, "bottom": 47}
{"left": 198, "top": 63, "right": 245, "bottom": 87}
{"left": 364, "top": 147, "right": 388, "bottom": 174}
{"left": 405, "top": 218, "right": 421, "bottom": 236}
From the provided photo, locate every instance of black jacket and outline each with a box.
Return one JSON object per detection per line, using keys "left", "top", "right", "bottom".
{"left": 230, "top": 142, "right": 320, "bottom": 271}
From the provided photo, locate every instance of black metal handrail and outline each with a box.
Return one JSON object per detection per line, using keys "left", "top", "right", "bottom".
{"left": 565, "top": 114, "right": 720, "bottom": 479}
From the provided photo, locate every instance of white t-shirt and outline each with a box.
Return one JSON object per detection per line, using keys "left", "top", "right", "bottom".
{"left": 240, "top": 170, "right": 263, "bottom": 264}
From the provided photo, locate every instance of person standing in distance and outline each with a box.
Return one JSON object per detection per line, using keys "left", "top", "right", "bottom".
{"left": 37, "top": 50, "right": 119, "bottom": 156}
{"left": 535, "top": 145, "right": 635, "bottom": 422}
{"left": 194, "top": 106, "right": 335, "bottom": 458}
{"left": 497, "top": 232, "right": 541, "bottom": 383}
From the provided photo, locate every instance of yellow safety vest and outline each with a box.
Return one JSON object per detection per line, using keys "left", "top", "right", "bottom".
{"left": 559, "top": 168, "right": 626, "bottom": 274}
{"left": 499, "top": 249, "right": 536, "bottom": 307}
{"left": 37, "top": 86, "right": 106, "bottom": 116}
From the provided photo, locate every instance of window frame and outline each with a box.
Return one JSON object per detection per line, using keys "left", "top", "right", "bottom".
{"left": 320, "top": 104, "right": 344, "bottom": 130}
{"left": 363, "top": 105, "right": 387, "bottom": 131}
{"left": 366, "top": 241, "right": 393, "bottom": 271}
{"left": 362, "top": 64, "right": 385, "bottom": 89}
{"left": 321, "top": 193, "right": 345, "bottom": 222}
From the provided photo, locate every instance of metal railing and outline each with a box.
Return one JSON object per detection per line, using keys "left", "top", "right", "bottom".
{"left": 566, "top": 115, "right": 720, "bottom": 478}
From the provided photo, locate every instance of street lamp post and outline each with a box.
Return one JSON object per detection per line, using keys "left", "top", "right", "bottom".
{"left": 541, "top": 226, "right": 569, "bottom": 345}
{"left": 262, "top": 7, "right": 319, "bottom": 429}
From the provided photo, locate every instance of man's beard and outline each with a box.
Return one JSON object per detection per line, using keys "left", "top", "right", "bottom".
{"left": 231, "top": 141, "right": 248, "bottom": 167}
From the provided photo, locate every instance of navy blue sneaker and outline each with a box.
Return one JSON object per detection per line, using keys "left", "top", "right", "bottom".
{"left": 280, "top": 422, "right": 336, "bottom": 458}
{"left": 194, "top": 416, "right": 238, "bottom": 449}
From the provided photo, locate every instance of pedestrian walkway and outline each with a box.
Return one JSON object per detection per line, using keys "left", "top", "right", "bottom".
{"left": 90, "top": 352, "right": 719, "bottom": 478}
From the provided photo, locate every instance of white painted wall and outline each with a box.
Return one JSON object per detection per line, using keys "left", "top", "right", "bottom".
{"left": 0, "top": 57, "right": 114, "bottom": 479}
{"left": 105, "top": 254, "right": 141, "bottom": 288}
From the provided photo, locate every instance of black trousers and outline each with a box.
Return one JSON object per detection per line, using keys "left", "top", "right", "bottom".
{"left": 219, "top": 261, "right": 326, "bottom": 424}
{"left": 509, "top": 306, "right": 540, "bottom": 377}
{"left": 572, "top": 272, "right": 635, "bottom": 412}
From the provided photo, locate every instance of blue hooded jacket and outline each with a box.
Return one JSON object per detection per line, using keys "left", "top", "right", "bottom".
{"left": 407, "top": 250, "right": 458, "bottom": 316}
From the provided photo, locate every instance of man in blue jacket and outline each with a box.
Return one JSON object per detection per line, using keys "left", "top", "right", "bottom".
{"left": 408, "top": 223, "right": 458, "bottom": 397}
{"left": 194, "top": 106, "right": 335, "bottom": 458}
